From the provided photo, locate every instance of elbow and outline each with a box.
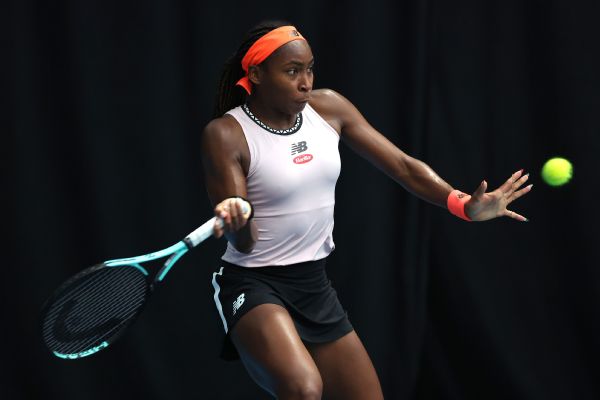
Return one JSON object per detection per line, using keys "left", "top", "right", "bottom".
{"left": 402, "top": 156, "right": 430, "bottom": 181}
{"left": 392, "top": 156, "right": 432, "bottom": 190}
{"left": 391, "top": 155, "right": 412, "bottom": 183}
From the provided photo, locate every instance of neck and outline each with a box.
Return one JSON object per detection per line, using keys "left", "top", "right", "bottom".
{"left": 245, "top": 96, "right": 298, "bottom": 130}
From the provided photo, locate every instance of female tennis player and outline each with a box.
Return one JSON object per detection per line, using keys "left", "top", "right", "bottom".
{"left": 201, "top": 21, "right": 531, "bottom": 400}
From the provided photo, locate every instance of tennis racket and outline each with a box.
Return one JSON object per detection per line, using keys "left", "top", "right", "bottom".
{"left": 41, "top": 201, "right": 249, "bottom": 360}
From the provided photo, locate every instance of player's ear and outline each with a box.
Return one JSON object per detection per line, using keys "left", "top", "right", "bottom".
{"left": 248, "top": 65, "right": 261, "bottom": 86}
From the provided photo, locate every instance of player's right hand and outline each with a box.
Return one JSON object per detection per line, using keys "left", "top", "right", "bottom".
{"left": 213, "top": 197, "right": 252, "bottom": 238}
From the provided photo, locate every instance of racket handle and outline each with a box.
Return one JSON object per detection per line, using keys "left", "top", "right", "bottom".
{"left": 184, "top": 200, "right": 251, "bottom": 248}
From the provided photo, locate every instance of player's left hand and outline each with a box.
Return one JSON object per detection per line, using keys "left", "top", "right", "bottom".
{"left": 465, "top": 169, "right": 533, "bottom": 222}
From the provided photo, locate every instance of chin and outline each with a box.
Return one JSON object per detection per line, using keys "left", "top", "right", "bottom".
{"left": 292, "top": 101, "right": 309, "bottom": 114}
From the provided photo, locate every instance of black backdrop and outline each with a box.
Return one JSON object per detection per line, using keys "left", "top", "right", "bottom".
{"left": 5, "top": 0, "right": 600, "bottom": 399}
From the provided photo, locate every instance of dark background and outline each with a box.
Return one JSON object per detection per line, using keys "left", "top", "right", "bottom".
{"left": 5, "top": 0, "right": 600, "bottom": 399}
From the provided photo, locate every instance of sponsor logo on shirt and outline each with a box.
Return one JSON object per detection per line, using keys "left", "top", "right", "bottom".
{"left": 291, "top": 141, "right": 313, "bottom": 164}
{"left": 293, "top": 154, "right": 313, "bottom": 164}
{"left": 291, "top": 141, "right": 308, "bottom": 155}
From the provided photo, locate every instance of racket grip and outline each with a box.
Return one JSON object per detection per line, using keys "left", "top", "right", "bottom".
{"left": 184, "top": 200, "right": 251, "bottom": 248}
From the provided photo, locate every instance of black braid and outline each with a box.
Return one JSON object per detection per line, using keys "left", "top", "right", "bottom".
{"left": 213, "top": 20, "right": 292, "bottom": 118}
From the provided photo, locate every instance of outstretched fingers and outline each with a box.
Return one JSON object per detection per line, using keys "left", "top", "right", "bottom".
{"left": 504, "top": 170, "right": 533, "bottom": 205}
{"left": 512, "top": 172, "right": 530, "bottom": 192}
{"left": 499, "top": 169, "right": 525, "bottom": 194}
{"left": 508, "top": 182, "right": 533, "bottom": 203}
{"left": 501, "top": 170, "right": 532, "bottom": 221}
{"left": 504, "top": 209, "right": 529, "bottom": 222}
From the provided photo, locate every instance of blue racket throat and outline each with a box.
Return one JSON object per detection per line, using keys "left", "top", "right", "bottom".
{"left": 103, "top": 241, "right": 188, "bottom": 283}
{"left": 104, "top": 242, "right": 187, "bottom": 267}
{"left": 120, "top": 264, "right": 149, "bottom": 276}
{"left": 156, "top": 248, "right": 188, "bottom": 282}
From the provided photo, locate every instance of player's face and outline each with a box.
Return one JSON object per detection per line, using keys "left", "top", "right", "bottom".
{"left": 256, "top": 40, "right": 314, "bottom": 115}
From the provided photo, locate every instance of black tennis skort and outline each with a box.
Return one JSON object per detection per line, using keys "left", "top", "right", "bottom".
{"left": 211, "top": 257, "right": 353, "bottom": 360}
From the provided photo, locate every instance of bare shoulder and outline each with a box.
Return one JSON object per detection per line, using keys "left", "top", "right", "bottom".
{"left": 202, "top": 114, "right": 243, "bottom": 143}
{"left": 309, "top": 89, "right": 351, "bottom": 134}
{"left": 201, "top": 114, "right": 251, "bottom": 177}
{"left": 201, "top": 114, "right": 246, "bottom": 154}
{"left": 309, "top": 89, "right": 349, "bottom": 115}
{"left": 309, "top": 89, "right": 363, "bottom": 134}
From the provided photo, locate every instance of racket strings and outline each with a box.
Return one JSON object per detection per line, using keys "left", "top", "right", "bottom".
{"left": 46, "top": 283, "right": 138, "bottom": 343}
{"left": 44, "top": 269, "right": 141, "bottom": 327}
{"left": 45, "top": 268, "right": 134, "bottom": 322}
{"left": 42, "top": 267, "right": 148, "bottom": 356}
{"left": 45, "top": 271, "right": 146, "bottom": 344}
{"left": 43, "top": 276, "right": 146, "bottom": 354}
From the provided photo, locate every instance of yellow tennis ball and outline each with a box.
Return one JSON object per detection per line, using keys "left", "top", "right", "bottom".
{"left": 541, "top": 157, "right": 573, "bottom": 186}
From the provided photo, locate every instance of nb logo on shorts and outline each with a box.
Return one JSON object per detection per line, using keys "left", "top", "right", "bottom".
{"left": 291, "top": 141, "right": 308, "bottom": 155}
{"left": 233, "top": 293, "right": 245, "bottom": 316}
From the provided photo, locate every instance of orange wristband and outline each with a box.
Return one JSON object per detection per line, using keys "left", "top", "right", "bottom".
{"left": 447, "top": 190, "right": 472, "bottom": 221}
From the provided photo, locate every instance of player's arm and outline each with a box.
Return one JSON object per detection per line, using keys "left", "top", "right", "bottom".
{"left": 309, "top": 89, "right": 532, "bottom": 221}
{"left": 310, "top": 89, "right": 453, "bottom": 208}
{"left": 200, "top": 116, "right": 257, "bottom": 252}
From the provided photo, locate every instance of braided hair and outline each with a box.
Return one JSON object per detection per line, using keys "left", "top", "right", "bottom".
{"left": 213, "top": 20, "right": 291, "bottom": 118}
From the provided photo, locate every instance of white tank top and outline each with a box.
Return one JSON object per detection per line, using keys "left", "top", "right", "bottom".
{"left": 222, "top": 104, "right": 341, "bottom": 267}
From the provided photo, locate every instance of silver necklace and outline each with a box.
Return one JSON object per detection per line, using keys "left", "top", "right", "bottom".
{"left": 242, "top": 103, "right": 302, "bottom": 135}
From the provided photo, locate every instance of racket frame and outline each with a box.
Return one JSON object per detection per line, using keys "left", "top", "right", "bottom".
{"left": 43, "top": 203, "right": 246, "bottom": 360}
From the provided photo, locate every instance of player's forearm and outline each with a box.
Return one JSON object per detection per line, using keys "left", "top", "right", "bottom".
{"left": 225, "top": 220, "right": 258, "bottom": 253}
{"left": 397, "top": 157, "right": 454, "bottom": 208}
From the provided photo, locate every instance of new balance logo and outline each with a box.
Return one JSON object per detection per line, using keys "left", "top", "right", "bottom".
{"left": 291, "top": 141, "right": 308, "bottom": 155}
{"left": 233, "top": 293, "right": 245, "bottom": 316}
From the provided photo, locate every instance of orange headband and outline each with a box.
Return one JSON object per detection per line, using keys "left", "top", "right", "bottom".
{"left": 236, "top": 26, "right": 306, "bottom": 95}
